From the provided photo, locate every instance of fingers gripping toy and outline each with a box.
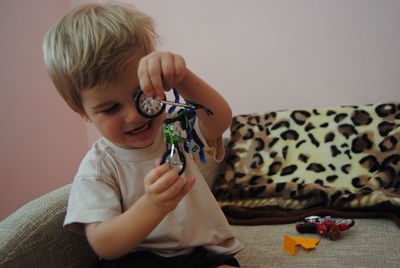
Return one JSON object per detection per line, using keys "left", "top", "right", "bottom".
{"left": 296, "top": 216, "right": 355, "bottom": 240}
{"left": 135, "top": 89, "right": 213, "bottom": 175}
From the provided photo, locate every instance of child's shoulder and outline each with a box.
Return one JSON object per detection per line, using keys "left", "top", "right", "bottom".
{"left": 76, "top": 138, "right": 114, "bottom": 176}
{"left": 82, "top": 137, "right": 110, "bottom": 160}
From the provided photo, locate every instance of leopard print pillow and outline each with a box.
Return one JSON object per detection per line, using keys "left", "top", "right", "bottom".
{"left": 213, "top": 103, "right": 400, "bottom": 211}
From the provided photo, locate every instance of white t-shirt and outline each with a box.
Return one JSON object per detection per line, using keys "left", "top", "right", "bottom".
{"left": 64, "top": 121, "right": 243, "bottom": 257}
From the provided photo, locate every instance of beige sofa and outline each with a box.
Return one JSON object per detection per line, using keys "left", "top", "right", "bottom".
{"left": 1, "top": 155, "right": 399, "bottom": 268}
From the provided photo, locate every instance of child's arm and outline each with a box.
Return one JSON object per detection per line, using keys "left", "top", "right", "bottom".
{"left": 84, "top": 163, "right": 196, "bottom": 260}
{"left": 138, "top": 51, "right": 232, "bottom": 141}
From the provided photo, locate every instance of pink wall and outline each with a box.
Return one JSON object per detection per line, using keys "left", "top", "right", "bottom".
{"left": 0, "top": 0, "right": 89, "bottom": 220}
{"left": 134, "top": 0, "right": 400, "bottom": 113}
{"left": 1, "top": 0, "right": 399, "bottom": 220}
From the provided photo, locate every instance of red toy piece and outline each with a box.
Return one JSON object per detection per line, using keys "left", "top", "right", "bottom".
{"left": 296, "top": 216, "right": 355, "bottom": 240}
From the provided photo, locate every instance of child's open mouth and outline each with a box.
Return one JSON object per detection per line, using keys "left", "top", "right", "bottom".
{"left": 126, "top": 121, "right": 151, "bottom": 135}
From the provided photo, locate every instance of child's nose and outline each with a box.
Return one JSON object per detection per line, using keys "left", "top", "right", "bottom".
{"left": 124, "top": 103, "right": 142, "bottom": 123}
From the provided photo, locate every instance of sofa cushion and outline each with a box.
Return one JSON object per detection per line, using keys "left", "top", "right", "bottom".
{"left": 232, "top": 218, "right": 400, "bottom": 267}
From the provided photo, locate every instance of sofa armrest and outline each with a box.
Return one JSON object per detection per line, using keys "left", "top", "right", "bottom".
{"left": 0, "top": 185, "right": 98, "bottom": 268}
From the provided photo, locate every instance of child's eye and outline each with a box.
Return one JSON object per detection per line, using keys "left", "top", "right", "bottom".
{"left": 101, "top": 104, "right": 120, "bottom": 114}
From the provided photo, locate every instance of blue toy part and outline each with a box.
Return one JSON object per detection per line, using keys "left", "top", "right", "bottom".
{"left": 143, "top": 88, "right": 214, "bottom": 173}
{"left": 167, "top": 88, "right": 181, "bottom": 114}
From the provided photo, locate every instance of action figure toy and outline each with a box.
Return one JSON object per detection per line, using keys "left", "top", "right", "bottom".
{"left": 135, "top": 89, "right": 213, "bottom": 174}
{"left": 296, "top": 216, "right": 355, "bottom": 240}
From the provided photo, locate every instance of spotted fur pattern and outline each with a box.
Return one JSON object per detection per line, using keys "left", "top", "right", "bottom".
{"left": 213, "top": 103, "right": 400, "bottom": 211}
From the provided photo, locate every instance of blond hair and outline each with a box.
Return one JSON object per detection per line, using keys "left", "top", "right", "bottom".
{"left": 43, "top": 2, "right": 159, "bottom": 114}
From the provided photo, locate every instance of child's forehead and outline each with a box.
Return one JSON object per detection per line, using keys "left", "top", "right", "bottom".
{"left": 85, "top": 81, "right": 140, "bottom": 95}
{"left": 93, "top": 62, "right": 141, "bottom": 91}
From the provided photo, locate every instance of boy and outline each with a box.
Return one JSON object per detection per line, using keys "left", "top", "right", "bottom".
{"left": 42, "top": 2, "right": 242, "bottom": 267}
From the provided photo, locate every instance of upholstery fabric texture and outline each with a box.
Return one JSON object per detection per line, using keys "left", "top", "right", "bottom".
{"left": 0, "top": 185, "right": 97, "bottom": 268}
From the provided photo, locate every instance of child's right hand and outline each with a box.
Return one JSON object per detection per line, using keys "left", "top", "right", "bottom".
{"left": 84, "top": 162, "right": 195, "bottom": 260}
{"left": 143, "top": 162, "right": 196, "bottom": 215}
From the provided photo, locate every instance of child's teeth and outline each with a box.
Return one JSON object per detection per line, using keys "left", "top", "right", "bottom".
{"left": 130, "top": 122, "right": 149, "bottom": 134}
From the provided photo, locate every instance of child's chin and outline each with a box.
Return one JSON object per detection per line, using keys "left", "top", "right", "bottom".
{"left": 124, "top": 120, "right": 159, "bottom": 148}
{"left": 119, "top": 138, "right": 154, "bottom": 149}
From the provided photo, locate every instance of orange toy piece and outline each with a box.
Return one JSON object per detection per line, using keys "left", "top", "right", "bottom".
{"left": 283, "top": 234, "right": 320, "bottom": 256}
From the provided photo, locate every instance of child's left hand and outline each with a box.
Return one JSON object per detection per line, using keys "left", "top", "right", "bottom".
{"left": 138, "top": 51, "right": 187, "bottom": 101}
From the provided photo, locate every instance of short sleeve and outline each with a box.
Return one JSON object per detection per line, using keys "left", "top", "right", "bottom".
{"left": 63, "top": 154, "right": 122, "bottom": 235}
{"left": 193, "top": 119, "right": 225, "bottom": 162}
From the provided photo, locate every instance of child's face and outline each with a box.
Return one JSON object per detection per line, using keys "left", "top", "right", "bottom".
{"left": 80, "top": 61, "right": 166, "bottom": 149}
